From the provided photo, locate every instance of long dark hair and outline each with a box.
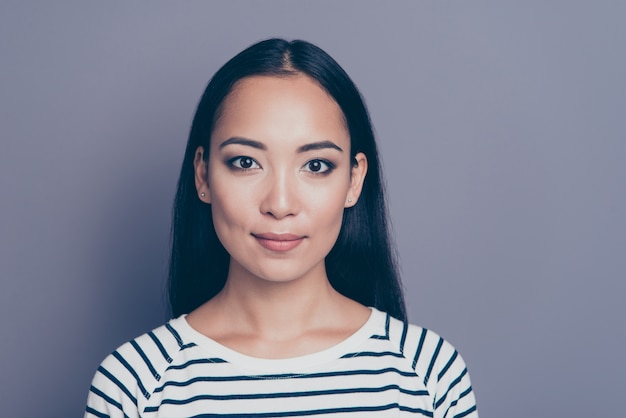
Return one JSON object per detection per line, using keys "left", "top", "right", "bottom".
{"left": 168, "top": 38, "right": 407, "bottom": 321}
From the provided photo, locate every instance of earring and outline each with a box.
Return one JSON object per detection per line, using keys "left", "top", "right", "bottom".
{"left": 347, "top": 198, "right": 353, "bottom": 203}
{"left": 200, "top": 192, "right": 206, "bottom": 197}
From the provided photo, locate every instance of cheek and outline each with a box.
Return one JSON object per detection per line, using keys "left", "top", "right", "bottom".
{"left": 307, "top": 184, "right": 348, "bottom": 229}
{"left": 209, "top": 195, "right": 251, "bottom": 259}
{"left": 208, "top": 183, "right": 252, "bottom": 237}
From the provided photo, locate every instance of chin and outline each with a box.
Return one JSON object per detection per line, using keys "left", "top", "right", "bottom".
{"left": 236, "top": 259, "right": 326, "bottom": 286}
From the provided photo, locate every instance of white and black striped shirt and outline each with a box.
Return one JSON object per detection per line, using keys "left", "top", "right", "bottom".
{"left": 86, "top": 308, "right": 478, "bottom": 417}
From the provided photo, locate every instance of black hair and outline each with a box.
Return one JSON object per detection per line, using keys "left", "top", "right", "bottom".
{"left": 168, "top": 38, "right": 407, "bottom": 321}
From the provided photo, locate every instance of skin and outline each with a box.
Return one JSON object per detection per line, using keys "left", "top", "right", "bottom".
{"left": 187, "top": 75, "right": 370, "bottom": 359}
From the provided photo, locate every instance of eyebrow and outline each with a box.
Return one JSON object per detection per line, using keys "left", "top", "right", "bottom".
{"left": 218, "top": 137, "right": 343, "bottom": 153}
{"left": 218, "top": 137, "right": 267, "bottom": 150}
{"left": 297, "top": 140, "right": 343, "bottom": 153}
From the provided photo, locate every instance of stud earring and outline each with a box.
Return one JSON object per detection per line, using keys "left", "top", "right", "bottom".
{"left": 200, "top": 192, "right": 206, "bottom": 197}
{"left": 347, "top": 198, "right": 353, "bottom": 203}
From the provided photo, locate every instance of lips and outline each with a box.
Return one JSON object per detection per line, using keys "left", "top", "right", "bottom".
{"left": 253, "top": 233, "right": 305, "bottom": 252}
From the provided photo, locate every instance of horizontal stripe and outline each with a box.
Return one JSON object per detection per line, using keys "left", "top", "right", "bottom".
{"left": 166, "top": 357, "right": 228, "bottom": 371}
{"left": 186, "top": 402, "right": 432, "bottom": 417}
{"left": 86, "top": 309, "right": 477, "bottom": 417}
{"left": 340, "top": 350, "right": 404, "bottom": 359}
{"left": 153, "top": 366, "right": 420, "bottom": 393}
{"left": 145, "top": 383, "right": 430, "bottom": 412}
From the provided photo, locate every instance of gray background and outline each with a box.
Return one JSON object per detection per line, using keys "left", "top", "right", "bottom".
{"left": 1, "top": 1, "right": 624, "bottom": 417}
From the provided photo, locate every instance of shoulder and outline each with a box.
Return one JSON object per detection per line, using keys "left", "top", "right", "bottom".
{"left": 86, "top": 317, "right": 193, "bottom": 417}
{"left": 380, "top": 311, "right": 479, "bottom": 418}
{"left": 385, "top": 316, "right": 459, "bottom": 382}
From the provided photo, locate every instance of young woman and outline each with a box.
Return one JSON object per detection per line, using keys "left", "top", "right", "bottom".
{"left": 86, "top": 38, "right": 478, "bottom": 418}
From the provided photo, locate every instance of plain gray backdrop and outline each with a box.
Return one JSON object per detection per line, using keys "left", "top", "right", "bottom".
{"left": 1, "top": 1, "right": 625, "bottom": 417}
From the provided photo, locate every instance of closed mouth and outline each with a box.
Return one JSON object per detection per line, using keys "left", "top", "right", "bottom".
{"left": 252, "top": 233, "right": 305, "bottom": 251}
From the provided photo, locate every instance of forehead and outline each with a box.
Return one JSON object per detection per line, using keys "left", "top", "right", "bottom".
{"left": 211, "top": 75, "right": 348, "bottom": 145}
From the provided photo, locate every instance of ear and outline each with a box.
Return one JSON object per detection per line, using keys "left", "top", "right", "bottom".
{"left": 194, "top": 146, "right": 211, "bottom": 204}
{"left": 345, "top": 152, "right": 367, "bottom": 208}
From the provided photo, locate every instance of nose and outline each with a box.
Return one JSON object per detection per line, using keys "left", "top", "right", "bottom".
{"left": 259, "top": 169, "right": 300, "bottom": 219}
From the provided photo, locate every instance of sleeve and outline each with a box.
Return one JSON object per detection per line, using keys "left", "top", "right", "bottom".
{"left": 84, "top": 348, "right": 144, "bottom": 418}
{"left": 431, "top": 338, "right": 478, "bottom": 418}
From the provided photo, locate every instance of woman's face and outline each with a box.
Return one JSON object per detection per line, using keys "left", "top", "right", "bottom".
{"left": 194, "top": 75, "right": 367, "bottom": 285}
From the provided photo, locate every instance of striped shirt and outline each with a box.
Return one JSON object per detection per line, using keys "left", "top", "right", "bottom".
{"left": 86, "top": 308, "right": 478, "bottom": 417}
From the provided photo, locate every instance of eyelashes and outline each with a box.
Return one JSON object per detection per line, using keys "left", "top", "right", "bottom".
{"left": 226, "top": 156, "right": 335, "bottom": 175}
{"left": 228, "top": 156, "right": 260, "bottom": 170}
{"left": 302, "top": 159, "right": 335, "bottom": 174}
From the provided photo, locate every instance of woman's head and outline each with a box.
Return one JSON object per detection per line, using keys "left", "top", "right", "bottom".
{"left": 193, "top": 74, "right": 368, "bottom": 290}
{"left": 169, "top": 38, "right": 406, "bottom": 320}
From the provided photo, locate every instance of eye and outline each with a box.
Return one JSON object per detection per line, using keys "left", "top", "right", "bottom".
{"left": 229, "top": 156, "right": 260, "bottom": 170}
{"left": 302, "top": 159, "right": 334, "bottom": 174}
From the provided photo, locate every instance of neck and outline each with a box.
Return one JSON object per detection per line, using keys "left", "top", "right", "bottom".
{"left": 214, "top": 265, "right": 339, "bottom": 339}
{"left": 185, "top": 262, "right": 371, "bottom": 358}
